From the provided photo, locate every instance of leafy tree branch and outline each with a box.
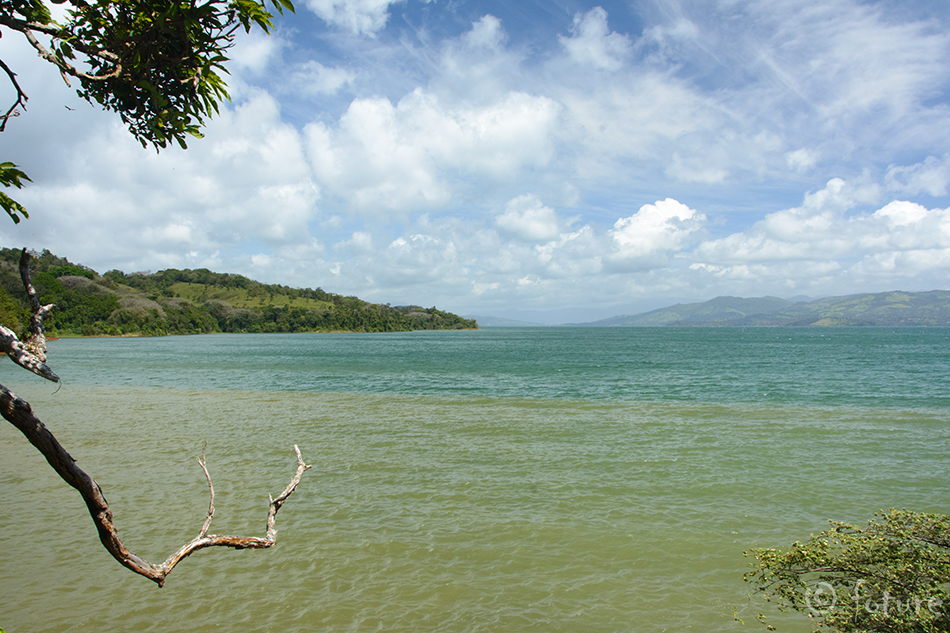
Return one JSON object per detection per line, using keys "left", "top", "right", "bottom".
{"left": 0, "top": 0, "right": 294, "bottom": 219}
{"left": 744, "top": 509, "right": 950, "bottom": 632}
{"left": 0, "top": 162, "right": 30, "bottom": 224}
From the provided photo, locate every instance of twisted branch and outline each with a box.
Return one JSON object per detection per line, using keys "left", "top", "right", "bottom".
{"left": 0, "top": 248, "right": 311, "bottom": 586}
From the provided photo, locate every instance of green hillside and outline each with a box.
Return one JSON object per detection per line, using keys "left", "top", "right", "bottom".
{"left": 581, "top": 291, "right": 950, "bottom": 327}
{"left": 0, "top": 248, "right": 477, "bottom": 336}
{"left": 165, "top": 281, "right": 334, "bottom": 310}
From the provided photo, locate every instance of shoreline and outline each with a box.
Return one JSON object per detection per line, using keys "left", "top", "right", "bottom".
{"left": 48, "top": 327, "right": 480, "bottom": 339}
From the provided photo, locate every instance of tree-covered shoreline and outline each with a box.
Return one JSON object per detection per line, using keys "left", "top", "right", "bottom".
{"left": 0, "top": 248, "right": 477, "bottom": 337}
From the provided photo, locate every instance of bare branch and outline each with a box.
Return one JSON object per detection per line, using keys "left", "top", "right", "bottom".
{"left": 0, "top": 324, "right": 59, "bottom": 381}
{"left": 159, "top": 445, "right": 312, "bottom": 579}
{"left": 0, "top": 247, "right": 311, "bottom": 586}
{"left": 0, "top": 250, "right": 58, "bottom": 381}
{"left": 0, "top": 385, "right": 165, "bottom": 581}
{"left": 0, "top": 58, "right": 28, "bottom": 132}
{"left": 19, "top": 249, "right": 54, "bottom": 361}
{"left": 197, "top": 441, "right": 216, "bottom": 536}
{"left": 0, "top": 385, "right": 311, "bottom": 586}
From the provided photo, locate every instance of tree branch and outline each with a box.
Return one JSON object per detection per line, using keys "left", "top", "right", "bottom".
{"left": 0, "top": 16, "right": 122, "bottom": 84}
{"left": 0, "top": 248, "right": 311, "bottom": 586}
{"left": 159, "top": 444, "right": 311, "bottom": 576}
{"left": 19, "top": 249, "right": 53, "bottom": 360}
{"left": 0, "top": 250, "right": 57, "bottom": 379}
{"left": 1, "top": 386, "right": 311, "bottom": 585}
{"left": 0, "top": 58, "right": 28, "bottom": 132}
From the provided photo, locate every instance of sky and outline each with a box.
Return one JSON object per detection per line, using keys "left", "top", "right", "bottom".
{"left": 2, "top": 0, "right": 950, "bottom": 324}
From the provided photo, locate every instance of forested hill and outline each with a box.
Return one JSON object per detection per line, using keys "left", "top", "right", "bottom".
{"left": 0, "top": 248, "right": 477, "bottom": 336}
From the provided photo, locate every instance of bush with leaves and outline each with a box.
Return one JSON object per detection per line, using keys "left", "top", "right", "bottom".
{"left": 744, "top": 509, "right": 950, "bottom": 632}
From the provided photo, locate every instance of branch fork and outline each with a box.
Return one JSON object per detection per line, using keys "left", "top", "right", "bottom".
{"left": 0, "top": 248, "right": 311, "bottom": 586}
{"left": 158, "top": 443, "right": 312, "bottom": 585}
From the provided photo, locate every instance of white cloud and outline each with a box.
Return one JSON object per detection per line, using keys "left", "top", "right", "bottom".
{"left": 463, "top": 15, "right": 507, "bottom": 51}
{"left": 287, "top": 61, "right": 356, "bottom": 96}
{"left": 336, "top": 230, "right": 374, "bottom": 255}
{"left": 305, "top": 95, "right": 452, "bottom": 213}
{"left": 495, "top": 195, "right": 562, "bottom": 242}
{"left": 472, "top": 281, "right": 499, "bottom": 296}
{"left": 304, "top": 0, "right": 398, "bottom": 35}
{"left": 731, "top": 0, "right": 950, "bottom": 155}
{"left": 695, "top": 179, "right": 870, "bottom": 264}
{"left": 369, "top": 233, "right": 465, "bottom": 288}
{"left": 873, "top": 200, "right": 930, "bottom": 227}
{"left": 552, "top": 67, "right": 737, "bottom": 184}
{"left": 786, "top": 148, "right": 818, "bottom": 173}
{"left": 666, "top": 151, "right": 729, "bottom": 184}
{"left": 559, "top": 7, "right": 631, "bottom": 71}
{"left": 303, "top": 89, "right": 560, "bottom": 215}
{"left": 867, "top": 201, "right": 950, "bottom": 252}
{"left": 432, "top": 14, "right": 531, "bottom": 107}
{"left": 809, "top": 4, "right": 947, "bottom": 120}
{"left": 643, "top": 18, "right": 699, "bottom": 46}
{"left": 692, "top": 178, "right": 950, "bottom": 294}
{"left": 606, "top": 199, "right": 706, "bottom": 271}
{"left": 4, "top": 91, "right": 321, "bottom": 274}
{"left": 227, "top": 30, "right": 282, "bottom": 74}
{"left": 886, "top": 155, "right": 950, "bottom": 197}
{"left": 533, "top": 225, "right": 602, "bottom": 279}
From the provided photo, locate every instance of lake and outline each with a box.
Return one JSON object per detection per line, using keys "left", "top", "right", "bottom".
{"left": 1, "top": 327, "right": 948, "bottom": 632}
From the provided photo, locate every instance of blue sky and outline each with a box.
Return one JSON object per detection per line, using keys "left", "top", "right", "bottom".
{"left": 2, "top": 0, "right": 950, "bottom": 323}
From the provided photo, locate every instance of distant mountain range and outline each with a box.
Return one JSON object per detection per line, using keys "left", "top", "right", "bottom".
{"left": 572, "top": 290, "right": 950, "bottom": 327}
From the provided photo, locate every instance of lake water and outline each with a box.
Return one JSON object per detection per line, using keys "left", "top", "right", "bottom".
{"left": 0, "top": 328, "right": 948, "bottom": 632}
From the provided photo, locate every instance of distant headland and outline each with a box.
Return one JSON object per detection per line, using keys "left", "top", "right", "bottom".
{"left": 0, "top": 248, "right": 477, "bottom": 336}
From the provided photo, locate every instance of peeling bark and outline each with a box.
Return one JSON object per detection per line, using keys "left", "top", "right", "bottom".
{"left": 0, "top": 248, "right": 311, "bottom": 586}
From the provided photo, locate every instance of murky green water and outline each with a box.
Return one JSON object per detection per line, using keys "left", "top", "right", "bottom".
{"left": 1, "top": 329, "right": 948, "bottom": 632}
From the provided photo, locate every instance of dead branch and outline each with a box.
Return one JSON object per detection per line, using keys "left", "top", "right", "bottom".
{"left": 0, "top": 58, "right": 28, "bottom": 132}
{"left": 19, "top": 248, "right": 54, "bottom": 361}
{"left": 0, "top": 248, "right": 311, "bottom": 586}
{"left": 159, "top": 444, "right": 311, "bottom": 578}
{"left": 0, "top": 250, "right": 58, "bottom": 379}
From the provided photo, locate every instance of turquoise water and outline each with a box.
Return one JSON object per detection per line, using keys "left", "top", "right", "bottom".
{"left": 38, "top": 327, "right": 950, "bottom": 407}
{"left": 0, "top": 328, "right": 948, "bottom": 632}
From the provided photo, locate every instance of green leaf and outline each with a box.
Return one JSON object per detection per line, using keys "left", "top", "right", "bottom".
{"left": 0, "top": 162, "right": 31, "bottom": 223}
{"left": 0, "top": 162, "right": 32, "bottom": 189}
{"left": 1, "top": 191, "right": 29, "bottom": 224}
{"left": 269, "top": 0, "right": 295, "bottom": 15}
{"left": 59, "top": 40, "right": 74, "bottom": 59}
